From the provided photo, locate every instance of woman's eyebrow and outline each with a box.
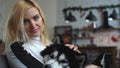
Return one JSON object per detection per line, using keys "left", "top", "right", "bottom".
{"left": 24, "top": 19, "right": 29, "bottom": 21}
{"left": 33, "top": 14, "right": 39, "bottom": 16}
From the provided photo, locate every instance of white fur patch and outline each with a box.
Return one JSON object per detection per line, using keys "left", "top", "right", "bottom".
{"left": 85, "top": 64, "right": 100, "bottom": 68}
{"left": 43, "top": 51, "right": 70, "bottom": 68}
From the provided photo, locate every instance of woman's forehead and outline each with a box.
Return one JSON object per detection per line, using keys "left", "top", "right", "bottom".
{"left": 24, "top": 7, "right": 39, "bottom": 19}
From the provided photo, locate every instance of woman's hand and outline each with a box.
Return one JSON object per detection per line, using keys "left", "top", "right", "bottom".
{"left": 65, "top": 44, "right": 81, "bottom": 54}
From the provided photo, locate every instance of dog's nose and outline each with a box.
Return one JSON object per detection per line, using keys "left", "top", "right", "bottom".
{"left": 44, "top": 65, "right": 51, "bottom": 68}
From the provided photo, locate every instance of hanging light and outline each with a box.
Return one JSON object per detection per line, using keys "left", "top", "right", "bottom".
{"left": 85, "top": 11, "right": 97, "bottom": 22}
{"left": 108, "top": 9, "right": 119, "bottom": 21}
{"left": 65, "top": 11, "right": 76, "bottom": 23}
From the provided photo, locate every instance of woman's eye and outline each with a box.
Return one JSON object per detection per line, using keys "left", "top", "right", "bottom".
{"left": 24, "top": 19, "right": 29, "bottom": 25}
{"left": 33, "top": 15, "right": 39, "bottom": 21}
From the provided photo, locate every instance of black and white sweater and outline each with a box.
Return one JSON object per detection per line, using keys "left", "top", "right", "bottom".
{"left": 7, "top": 37, "right": 46, "bottom": 68}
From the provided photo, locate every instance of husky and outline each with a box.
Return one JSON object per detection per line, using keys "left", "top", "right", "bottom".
{"left": 41, "top": 35, "right": 105, "bottom": 68}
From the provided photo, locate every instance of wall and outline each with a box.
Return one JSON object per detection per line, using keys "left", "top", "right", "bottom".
{"left": 0, "top": 0, "right": 18, "bottom": 39}
{"left": 57, "top": 0, "right": 120, "bottom": 56}
{"left": 57, "top": 0, "right": 120, "bottom": 29}
{"left": 0, "top": 0, "right": 57, "bottom": 39}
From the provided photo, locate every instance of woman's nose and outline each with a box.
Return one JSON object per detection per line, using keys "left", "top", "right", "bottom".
{"left": 30, "top": 20, "right": 36, "bottom": 28}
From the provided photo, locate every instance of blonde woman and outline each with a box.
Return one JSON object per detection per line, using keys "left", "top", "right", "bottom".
{"left": 3, "top": 0, "right": 80, "bottom": 68}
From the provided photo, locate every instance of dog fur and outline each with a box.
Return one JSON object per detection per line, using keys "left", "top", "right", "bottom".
{"left": 40, "top": 35, "right": 101, "bottom": 68}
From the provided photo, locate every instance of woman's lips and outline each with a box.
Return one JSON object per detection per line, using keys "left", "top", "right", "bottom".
{"left": 31, "top": 28, "right": 39, "bottom": 33}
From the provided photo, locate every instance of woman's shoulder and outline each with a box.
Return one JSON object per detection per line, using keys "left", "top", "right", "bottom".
{"left": 9, "top": 41, "right": 24, "bottom": 52}
{"left": 10, "top": 41, "right": 23, "bottom": 47}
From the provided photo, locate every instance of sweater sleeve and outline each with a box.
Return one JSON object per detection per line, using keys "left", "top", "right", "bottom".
{"left": 10, "top": 42, "right": 44, "bottom": 68}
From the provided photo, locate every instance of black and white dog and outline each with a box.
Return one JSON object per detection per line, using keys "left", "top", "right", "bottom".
{"left": 40, "top": 35, "right": 104, "bottom": 68}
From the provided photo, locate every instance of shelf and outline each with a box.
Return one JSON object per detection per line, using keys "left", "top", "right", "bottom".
{"left": 94, "top": 28, "right": 120, "bottom": 32}
{"left": 74, "top": 28, "right": 94, "bottom": 31}
{"left": 73, "top": 28, "right": 94, "bottom": 40}
{"left": 73, "top": 36, "right": 94, "bottom": 40}
{"left": 74, "top": 28, "right": 120, "bottom": 32}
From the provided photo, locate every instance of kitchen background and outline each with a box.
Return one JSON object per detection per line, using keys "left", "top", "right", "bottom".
{"left": 0, "top": 0, "right": 120, "bottom": 65}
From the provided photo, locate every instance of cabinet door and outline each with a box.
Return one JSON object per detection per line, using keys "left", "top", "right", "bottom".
{"left": 79, "top": 46, "right": 117, "bottom": 68}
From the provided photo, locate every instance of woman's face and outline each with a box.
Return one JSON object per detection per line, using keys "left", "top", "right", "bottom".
{"left": 24, "top": 7, "right": 43, "bottom": 38}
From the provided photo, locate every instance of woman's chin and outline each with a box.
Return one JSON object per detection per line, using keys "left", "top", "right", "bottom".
{"left": 29, "top": 34, "right": 40, "bottom": 38}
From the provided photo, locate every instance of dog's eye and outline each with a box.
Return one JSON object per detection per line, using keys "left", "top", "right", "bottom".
{"left": 59, "top": 60, "right": 68, "bottom": 63}
{"left": 50, "top": 55, "right": 54, "bottom": 58}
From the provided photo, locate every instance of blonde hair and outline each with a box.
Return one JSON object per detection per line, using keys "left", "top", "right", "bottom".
{"left": 3, "top": 0, "right": 50, "bottom": 47}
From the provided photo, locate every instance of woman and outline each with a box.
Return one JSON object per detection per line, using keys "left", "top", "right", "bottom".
{"left": 3, "top": 0, "right": 80, "bottom": 68}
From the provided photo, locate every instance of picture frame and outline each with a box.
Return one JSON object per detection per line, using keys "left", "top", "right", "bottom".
{"left": 54, "top": 25, "right": 72, "bottom": 44}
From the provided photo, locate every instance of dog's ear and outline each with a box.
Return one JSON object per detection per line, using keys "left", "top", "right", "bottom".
{"left": 53, "top": 34, "right": 64, "bottom": 44}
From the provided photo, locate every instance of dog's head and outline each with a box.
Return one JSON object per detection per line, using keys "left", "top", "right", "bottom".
{"left": 41, "top": 34, "right": 64, "bottom": 57}
{"left": 41, "top": 35, "right": 86, "bottom": 68}
{"left": 41, "top": 35, "right": 70, "bottom": 68}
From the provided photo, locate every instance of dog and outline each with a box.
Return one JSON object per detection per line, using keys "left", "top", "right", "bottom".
{"left": 40, "top": 35, "right": 104, "bottom": 68}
